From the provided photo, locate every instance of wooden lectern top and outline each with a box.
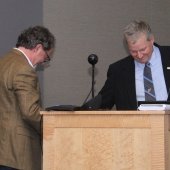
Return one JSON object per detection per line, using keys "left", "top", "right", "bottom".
{"left": 41, "top": 110, "right": 170, "bottom": 115}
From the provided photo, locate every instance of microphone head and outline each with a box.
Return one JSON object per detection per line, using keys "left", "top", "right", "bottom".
{"left": 88, "top": 54, "right": 98, "bottom": 65}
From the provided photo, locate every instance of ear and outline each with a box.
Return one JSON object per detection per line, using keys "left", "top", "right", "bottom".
{"left": 150, "top": 35, "right": 155, "bottom": 44}
{"left": 34, "top": 44, "right": 43, "bottom": 52}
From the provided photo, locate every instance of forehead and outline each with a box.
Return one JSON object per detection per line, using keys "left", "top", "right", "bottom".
{"left": 127, "top": 34, "right": 150, "bottom": 50}
{"left": 127, "top": 32, "right": 147, "bottom": 44}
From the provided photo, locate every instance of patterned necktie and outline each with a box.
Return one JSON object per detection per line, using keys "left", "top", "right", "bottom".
{"left": 144, "top": 62, "right": 156, "bottom": 101}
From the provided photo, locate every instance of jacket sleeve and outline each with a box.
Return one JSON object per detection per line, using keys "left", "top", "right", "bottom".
{"left": 99, "top": 64, "right": 116, "bottom": 109}
{"left": 13, "top": 65, "right": 42, "bottom": 134}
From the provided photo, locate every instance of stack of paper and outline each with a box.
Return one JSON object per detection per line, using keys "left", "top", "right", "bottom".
{"left": 138, "top": 104, "right": 170, "bottom": 111}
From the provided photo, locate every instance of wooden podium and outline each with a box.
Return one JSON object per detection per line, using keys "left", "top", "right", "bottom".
{"left": 41, "top": 110, "right": 170, "bottom": 170}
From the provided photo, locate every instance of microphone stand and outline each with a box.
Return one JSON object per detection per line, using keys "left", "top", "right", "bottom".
{"left": 91, "top": 64, "right": 95, "bottom": 98}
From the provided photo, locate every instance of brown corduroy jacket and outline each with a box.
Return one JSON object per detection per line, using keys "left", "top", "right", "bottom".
{"left": 0, "top": 49, "right": 42, "bottom": 170}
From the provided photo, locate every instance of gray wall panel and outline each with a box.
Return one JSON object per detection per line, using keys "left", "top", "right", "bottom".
{"left": 43, "top": 0, "right": 170, "bottom": 107}
{"left": 0, "top": 0, "right": 42, "bottom": 56}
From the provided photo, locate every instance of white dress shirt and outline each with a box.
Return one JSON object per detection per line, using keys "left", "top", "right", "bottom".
{"left": 135, "top": 45, "right": 168, "bottom": 101}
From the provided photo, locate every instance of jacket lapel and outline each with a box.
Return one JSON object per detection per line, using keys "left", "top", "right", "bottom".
{"left": 158, "top": 45, "right": 170, "bottom": 92}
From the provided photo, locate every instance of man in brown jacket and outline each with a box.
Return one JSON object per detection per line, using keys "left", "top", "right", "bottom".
{"left": 0, "top": 26, "right": 55, "bottom": 170}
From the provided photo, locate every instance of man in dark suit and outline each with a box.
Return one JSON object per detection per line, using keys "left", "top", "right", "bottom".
{"left": 0, "top": 26, "right": 55, "bottom": 170}
{"left": 86, "top": 20, "right": 170, "bottom": 110}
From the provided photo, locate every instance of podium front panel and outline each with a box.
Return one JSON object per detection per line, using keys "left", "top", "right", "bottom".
{"left": 41, "top": 111, "right": 170, "bottom": 170}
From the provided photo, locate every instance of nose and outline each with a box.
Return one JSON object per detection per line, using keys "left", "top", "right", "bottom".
{"left": 137, "top": 51, "right": 143, "bottom": 58}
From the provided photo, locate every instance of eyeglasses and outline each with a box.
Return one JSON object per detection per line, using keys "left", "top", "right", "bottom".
{"left": 44, "top": 51, "right": 51, "bottom": 62}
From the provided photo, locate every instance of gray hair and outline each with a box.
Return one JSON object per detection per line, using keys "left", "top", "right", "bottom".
{"left": 16, "top": 26, "right": 55, "bottom": 51}
{"left": 123, "top": 20, "right": 153, "bottom": 43}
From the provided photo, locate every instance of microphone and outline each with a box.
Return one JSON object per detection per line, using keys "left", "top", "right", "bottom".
{"left": 88, "top": 54, "right": 98, "bottom": 99}
{"left": 45, "top": 54, "right": 100, "bottom": 111}
{"left": 88, "top": 54, "right": 98, "bottom": 65}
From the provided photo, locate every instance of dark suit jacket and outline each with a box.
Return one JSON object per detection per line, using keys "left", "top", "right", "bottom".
{"left": 0, "top": 49, "right": 42, "bottom": 170}
{"left": 99, "top": 44, "right": 170, "bottom": 110}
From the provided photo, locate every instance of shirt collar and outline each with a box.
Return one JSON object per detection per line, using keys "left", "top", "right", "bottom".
{"left": 134, "top": 45, "right": 158, "bottom": 68}
{"left": 13, "top": 48, "right": 36, "bottom": 68}
{"left": 149, "top": 45, "right": 159, "bottom": 66}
